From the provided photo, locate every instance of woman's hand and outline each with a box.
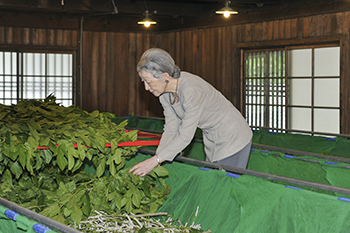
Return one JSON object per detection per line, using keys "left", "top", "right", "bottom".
{"left": 129, "top": 155, "right": 164, "bottom": 177}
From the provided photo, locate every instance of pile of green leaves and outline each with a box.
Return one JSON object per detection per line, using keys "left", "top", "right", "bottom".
{"left": 0, "top": 166, "right": 169, "bottom": 225}
{"left": 0, "top": 94, "right": 138, "bottom": 178}
{"left": 0, "top": 95, "right": 170, "bottom": 225}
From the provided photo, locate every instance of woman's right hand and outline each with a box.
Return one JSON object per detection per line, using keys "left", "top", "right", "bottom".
{"left": 128, "top": 155, "right": 164, "bottom": 177}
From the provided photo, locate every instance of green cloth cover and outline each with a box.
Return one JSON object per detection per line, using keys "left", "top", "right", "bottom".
{"left": 129, "top": 154, "right": 350, "bottom": 233}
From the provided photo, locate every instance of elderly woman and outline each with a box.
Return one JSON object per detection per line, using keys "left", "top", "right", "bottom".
{"left": 129, "top": 48, "right": 252, "bottom": 177}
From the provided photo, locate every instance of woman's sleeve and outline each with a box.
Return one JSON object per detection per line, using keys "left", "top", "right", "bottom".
{"left": 155, "top": 95, "right": 181, "bottom": 155}
{"left": 157, "top": 89, "right": 205, "bottom": 161}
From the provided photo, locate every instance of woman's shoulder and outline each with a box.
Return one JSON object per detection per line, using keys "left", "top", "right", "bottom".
{"left": 180, "top": 71, "right": 204, "bottom": 85}
{"left": 178, "top": 72, "right": 211, "bottom": 104}
{"left": 180, "top": 71, "right": 213, "bottom": 91}
{"left": 180, "top": 71, "right": 198, "bottom": 79}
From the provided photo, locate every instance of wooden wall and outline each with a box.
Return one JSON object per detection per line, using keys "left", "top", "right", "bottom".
{"left": 80, "top": 28, "right": 239, "bottom": 118}
{"left": 81, "top": 32, "right": 159, "bottom": 117}
{"left": 1, "top": 11, "right": 350, "bottom": 133}
{"left": 158, "top": 12, "right": 350, "bottom": 133}
{"left": 158, "top": 27, "right": 239, "bottom": 108}
{"left": 0, "top": 27, "right": 77, "bottom": 47}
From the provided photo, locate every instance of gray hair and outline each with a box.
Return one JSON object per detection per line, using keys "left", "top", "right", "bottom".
{"left": 137, "top": 48, "right": 181, "bottom": 79}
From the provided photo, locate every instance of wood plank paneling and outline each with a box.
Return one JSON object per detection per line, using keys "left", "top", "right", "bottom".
{"left": 135, "top": 33, "right": 146, "bottom": 117}
{"left": 5, "top": 27, "right": 12, "bottom": 44}
{"left": 252, "top": 22, "right": 261, "bottom": 41}
{"left": 231, "top": 25, "right": 240, "bottom": 108}
{"left": 82, "top": 31, "right": 92, "bottom": 111}
{"left": 128, "top": 33, "right": 137, "bottom": 116}
{"left": 0, "top": 27, "right": 77, "bottom": 48}
{"left": 336, "top": 12, "right": 343, "bottom": 35}
{"left": 134, "top": 33, "right": 159, "bottom": 117}
{"left": 77, "top": 10, "right": 350, "bottom": 134}
{"left": 245, "top": 23, "right": 252, "bottom": 42}
{"left": 0, "top": 27, "right": 4, "bottom": 44}
{"left": 12, "top": 27, "right": 22, "bottom": 44}
{"left": 308, "top": 16, "right": 318, "bottom": 38}
{"left": 323, "top": 14, "right": 332, "bottom": 36}
{"left": 81, "top": 31, "right": 159, "bottom": 117}
{"left": 1, "top": 10, "right": 350, "bottom": 133}
{"left": 22, "top": 28, "right": 30, "bottom": 44}
{"left": 98, "top": 32, "right": 107, "bottom": 112}
{"left": 279, "top": 20, "right": 285, "bottom": 39}
{"left": 37, "top": 29, "right": 46, "bottom": 45}
{"left": 273, "top": 20, "right": 279, "bottom": 40}
{"left": 90, "top": 32, "right": 100, "bottom": 110}
{"left": 105, "top": 32, "right": 115, "bottom": 114}
{"left": 196, "top": 28, "right": 218, "bottom": 88}
{"left": 115, "top": 33, "right": 130, "bottom": 116}
{"left": 303, "top": 17, "right": 310, "bottom": 38}
{"left": 47, "top": 29, "right": 55, "bottom": 46}
{"left": 316, "top": 15, "right": 324, "bottom": 37}
{"left": 296, "top": 17, "right": 304, "bottom": 38}
{"left": 284, "top": 19, "right": 291, "bottom": 39}
{"left": 215, "top": 27, "right": 223, "bottom": 90}
{"left": 291, "top": 18, "right": 298, "bottom": 39}
{"left": 341, "top": 12, "right": 350, "bottom": 133}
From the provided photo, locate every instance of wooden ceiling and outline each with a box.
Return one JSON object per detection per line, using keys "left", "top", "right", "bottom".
{"left": 0, "top": 0, "right": 350, "bottom": 32}
{"left": 0, "top": 0, "right": 300, "bottom": 15}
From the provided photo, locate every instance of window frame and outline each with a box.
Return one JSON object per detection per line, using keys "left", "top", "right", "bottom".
{"left": 240, "top": 40, "right": 342, "bottom": 136}
{"left": 0, "top": 48, "right": 76, "bottom": 106}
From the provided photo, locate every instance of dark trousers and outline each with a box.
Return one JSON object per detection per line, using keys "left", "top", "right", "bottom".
{"left": 207, "top": 139, "right": 252, "bottom": 169}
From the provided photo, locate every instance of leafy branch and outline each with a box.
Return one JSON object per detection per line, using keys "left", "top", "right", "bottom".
{"left": 0, "top": 94, "right": 138, "bottom": 178}
{"left": 0, "top": 95, "right": 171, "bottom": 225}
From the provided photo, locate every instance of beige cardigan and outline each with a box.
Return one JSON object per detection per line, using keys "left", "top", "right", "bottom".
{"left": 156, "top": 71, "right": 252, "bottom": 162}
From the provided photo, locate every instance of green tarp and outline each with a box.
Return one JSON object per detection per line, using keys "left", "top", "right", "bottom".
{"left": 0, "top": 205, "right": 56, "bottom": 233}
{"left": 3, "top": 151, "right": 350, "bottom": 233}
{"left": 2, "top": 115, "right": 350, "bottom": 233}
{"left": 247, "top": 149, "right": 350, "bottom": 198}
{"left": 252, "top": 130, "right": 350, "bottom": 158}
{"left": 130, "top": 154, "right": 350, "bottom": 233}
{"left": 2, "top": 148, "right": 350, "bottom": 233}
{"left": 114, "top": 114, "right": 350, "bottom": 195}
{"left": 112, "top": 115, "right": 350, "bottom": 159}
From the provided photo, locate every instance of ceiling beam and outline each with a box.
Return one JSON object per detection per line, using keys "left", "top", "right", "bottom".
{"left": 0, "top": 0, "right": 115, "bottom": 13}
{"left": 0, "top": 0, "right": 349, "bottom": 32}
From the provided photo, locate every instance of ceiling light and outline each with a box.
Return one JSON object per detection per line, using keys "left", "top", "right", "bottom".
{"left": 216, "top": 0, "right": 238, "bottom": 18}
{"left": 138, "top": 10, "right": 157, "bottom": 28}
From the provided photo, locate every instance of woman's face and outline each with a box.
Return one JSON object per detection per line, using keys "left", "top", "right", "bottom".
{"left": 139, "top": 70, "right": 166, "bottom": 97}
